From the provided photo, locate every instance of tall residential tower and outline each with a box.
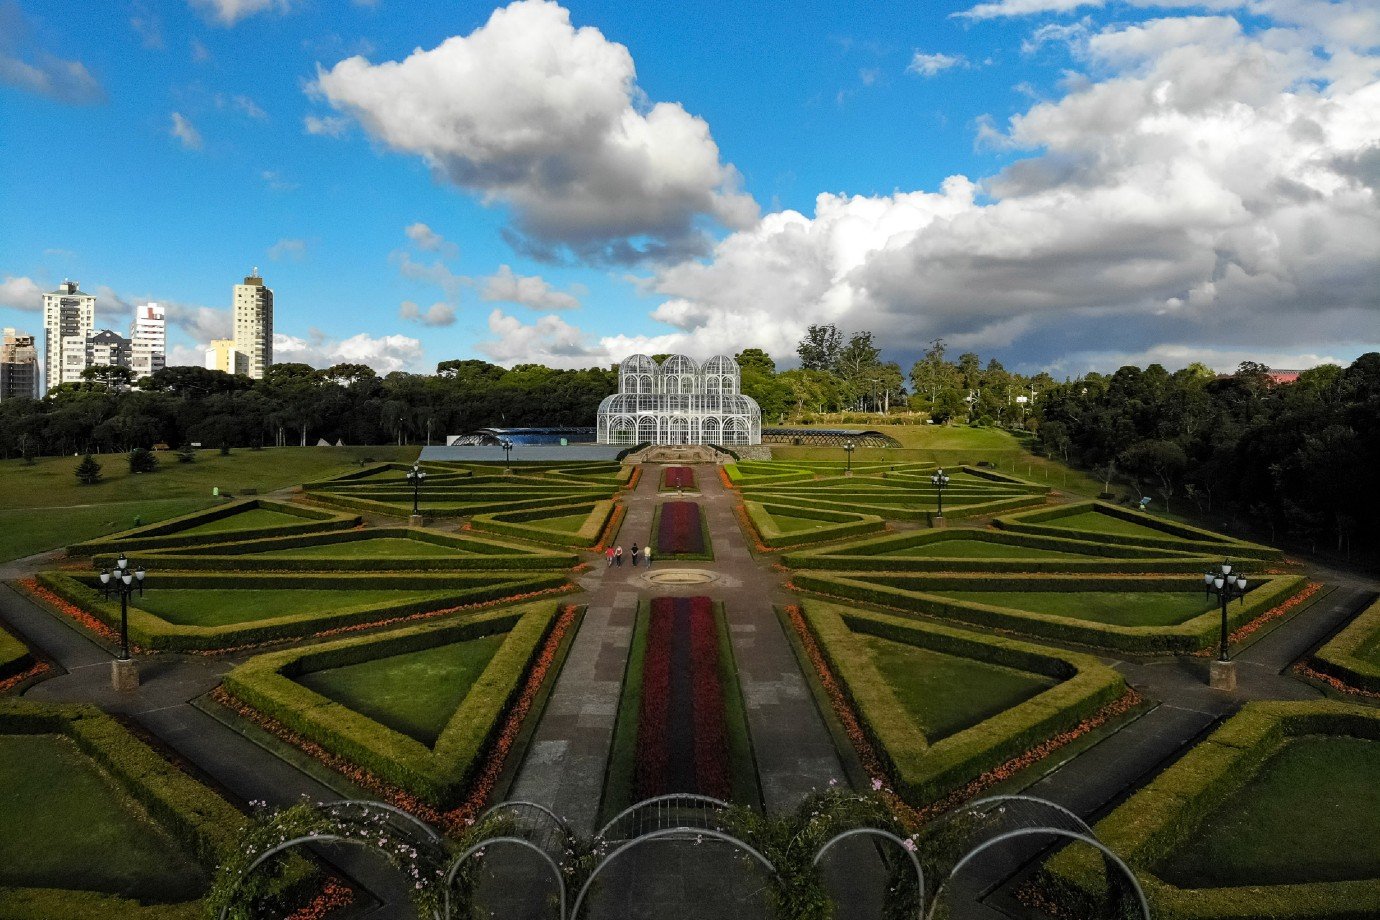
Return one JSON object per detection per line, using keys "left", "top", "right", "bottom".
{"left": 233, "top": 269, "right": 273, "bottom": 380}
{"left": 42, "top": 280, "right": 95, "bottom": 393}
{"left": 130, "top": 303, "right": 166, "bottom": 381}
{"left": 0, "top": 328, "right": 40, "bottom": 401}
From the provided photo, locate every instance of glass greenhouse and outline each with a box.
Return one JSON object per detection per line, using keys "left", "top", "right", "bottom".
{"left": 596, "top": 354, "right": 763, "bottom": 446}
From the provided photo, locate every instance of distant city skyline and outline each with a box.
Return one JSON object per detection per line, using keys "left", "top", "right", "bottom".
{"left": 1, "top": 0, "right": 1376, "bottom": 377}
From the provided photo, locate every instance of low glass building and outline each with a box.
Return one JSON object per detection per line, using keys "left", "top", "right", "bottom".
{"left": 596, "top": 353, "right": 762, "bottom": 446}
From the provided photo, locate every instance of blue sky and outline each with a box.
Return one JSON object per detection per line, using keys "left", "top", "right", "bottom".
{"left": 2, "top": 0, "right": 1377, "bottom": 375}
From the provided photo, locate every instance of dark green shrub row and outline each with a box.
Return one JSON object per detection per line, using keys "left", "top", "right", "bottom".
{"left": 302, "top": 489, "right": 610, "bottom": 519}
{"left": 0, "top": 699, "right": 245, "bottom": 917}
{"left": 743, "top": 500, "right": 884, "bottom": 548}
{"left": 996, "top": 501, "right": 1282, "bottom": 560}
{"left": 114, "top": 527, "right": 575, "bottom": 571}
{"left": 800, "top": 602, "right": 1124, "bottom": 807}
{"left": 739, "top": 489, "right": 1045, "bottom": 523}
{"left": 67, "top": 499, "right": 358, "bottom": 556}
{"left": 37, "top": 570, "right": 567, "bottom": 652}
{"left": 470, "top": 500, "right": 615, "bottom": 548}
{"left": 222, "top": 602, "right": 558, "bottom": 807}
{"left": 1042, "top": 700, "right": 1380, "bottom": 919}
{"left": 792, "top": 572, "right": 1307, "bottom": 654}
{"left": 1309, "top": 596, "right": 1380, "bottom": 694}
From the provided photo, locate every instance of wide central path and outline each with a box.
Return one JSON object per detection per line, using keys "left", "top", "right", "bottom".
{"left": 509, "top": 464, "right": 849, "bottom": 834}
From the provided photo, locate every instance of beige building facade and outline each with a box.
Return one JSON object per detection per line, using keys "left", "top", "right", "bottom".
{"left": 232, "top": 270, "right": 273, "bottom": 380}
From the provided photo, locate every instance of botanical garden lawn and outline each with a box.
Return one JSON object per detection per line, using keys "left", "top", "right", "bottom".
{"left": 176, "top": 506, "right": 312, "bottom": 535}
{"left": 930, "top": 589, "right": 1216, "bottom": 627}
{"left": 133, "top": 587, "right": 456, "bottom": 627}
{"left": 1156, "top": 736, "right": 1380, "bottom": 887}
{"left": 295, "top": 634, "right": 508, "bottom": 746}
{"left": 254, "top": 538, "right": 473, "bottom": 558}
{"left": 0, "top": 499, "right": 211, "bottom": 563}
{"left": 892, "top": 539, "right": 1093, "bottom": 561}
{"left": 768, "top": 512, "right": 844, "bottom": 534}
{"left": 0, "top": 733, "right": 209, "bottom": 901}
{"left": 537, "top": 511, "right": 597, "bottom": 534}
{"left": 1043, "top": 510, "right": 1179, "bottom": 540}
{"left": 860, "top": 635, "right": 1056, "bottom": 740}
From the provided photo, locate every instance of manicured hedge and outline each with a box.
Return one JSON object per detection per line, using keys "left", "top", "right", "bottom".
{"left": 1310, "top": 596, "right": 1380, "bottom": 694}
{"left": 222, "top": 602, "right": 559, "bottom": 807}
{"left": 0, "top": 699, "right": 244, "bottom": 918}
{"left": 742, "top": 500, "right": 884, "bottom": 548}
{"left": 0, "top": 626, "right": 32, "bottom": 682}
{"left": 739, "top": 487, "right": 1047, "bottom": 523}
{"left": 1041, "top": 700, "right": 1380, "bottom": 919}
{"left": 995, "top": 501, "right": 1282, "bottom": 560}
{"left": 799, "top": 601, "right": 1125, "bottom": 806}
{"left": 302, "top": 488, "right": 612, "bottom": 519}
{"left": 66, "top": 499, "right": 358, "bottom": 556}
{"left": 35, "top": 570, "right": 568, "bottom": 652}
{"left": 783, "top": 527, "right": 1215, "bottom": 573}
{"left": 470, "top": 500, "right": 616, "bottom": 548}
{"left": 791, "top": 571, "right": 1308, "bottom": 654}
{"left": 110, "top": 526, "right": 576, "bottom": 572}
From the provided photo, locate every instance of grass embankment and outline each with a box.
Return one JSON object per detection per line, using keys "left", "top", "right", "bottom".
{"left": 255, "top": 539, "right": 470, "bottom": 559}
{"left": 931, "top": 590, "right": 1217, "bottom": 628}
{"left": 0, "top": 734, "right": 209, "bottom": 901}
{"left": 296, "top": 635, "right": 508, "bottom": 747}
{"left": 134, "top": 588, "right": 455, "bottom": 628}
{"left": 0, "top": 446, "right": 418, "bottom": 562}
{"left": 892, "top": 539, "right": 1091, "bottom": 561}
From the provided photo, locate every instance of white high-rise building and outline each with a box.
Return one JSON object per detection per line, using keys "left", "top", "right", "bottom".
{"left": 42, "top": 280, "right": 96, "bottom": 393}
{"left": 233, "top": 269, "right": 273, "bottom": 380}
{"left": 130, "top": 303, "right": 166, "bottom": 381}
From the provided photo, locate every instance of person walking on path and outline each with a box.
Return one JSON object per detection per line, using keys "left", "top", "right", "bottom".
{"left": 630, "top": 542, "right": 640, "bottom": 567}
{"left": 615, "top": 546, "right": 624, "bottom": 566}
{"left": 643, "top": 545, "right": 652, "bottom": 568}
{"left": 605, "top": 546, "right": 615, "bottom": 567}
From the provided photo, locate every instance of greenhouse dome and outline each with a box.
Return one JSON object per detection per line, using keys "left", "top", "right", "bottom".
{"left": 596, "top": 353, "right": 762, "bottom": 446}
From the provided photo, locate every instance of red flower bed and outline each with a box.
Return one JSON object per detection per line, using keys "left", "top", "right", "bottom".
{"left": 662, "top": 466, "right": 696, "bottom": 490}
{"left": 634, "top": 596, "right": 731, "bottom": 800}
{"left": 656, "top": 501, "right": 705, "bottom": 555}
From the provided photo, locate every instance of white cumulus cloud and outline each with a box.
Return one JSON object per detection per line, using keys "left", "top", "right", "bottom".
{"left": 399, "top": 300, "right": 457, "bottom": 327}
{"left": 479, "top": 265, "right": 583, "bottom": 310}
{"left": 907, "top": 52, "right": 967, "bottom": 77}
{"left": 310, "top": 0, "right": 758, "bottom": 264}
{"left": 404, "top": 223, "right": 459, "bottom": 260}
{"left": 273, "top": 330, "right": 424, "bottom": 373}
{"left": 169, "top": 112, "right": 203, "bottom": 149}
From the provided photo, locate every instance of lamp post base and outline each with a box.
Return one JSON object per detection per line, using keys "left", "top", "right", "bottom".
{"left": 504, "top": 468, "right": 514, "bottom": 476}
{"left": 111, "top": 658, "right": 140, "bottom": 691}
{"left": 1209, "top": 659, "right": 1237, "bottom": 691}
{"left": 409, "top": 514, "right": 425, "bottom": 528}
{"left": 843, "top": 470, "right": 853, "bottom": 477}
{"left": 932, "top": 514, "right": 947, "bottom": 528}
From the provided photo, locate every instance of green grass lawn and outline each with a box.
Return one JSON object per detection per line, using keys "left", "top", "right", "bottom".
{"left": 538, "top": 511, "right": 596, "bottom": 534}
{"left": 254, "top": 538, "right": 471, "bottom": 559}
{"left": 860, "top": 635, "right": 1055, "bottom": 741}
{"left": 177, "top": 506, "right": 311, "bottom": 535}
{"left": 132, "top": 587, "right": 454, "bottom": 627}
{"left": 931, "top": 589, "right": 1217, "bottom": 627}
{"left": 296, "top": 635, "right": 508, "bottom": 746}
{"left": 1043, "top": 510, "right": 1181, "bottom": 540}
{"left": 893, "top": 539, "right": 1092, "bottom": 560}
{"left": 1157, "top": 736, "right": 1380, "bottom": 887}
{"left": 767, "top": 513, "right": 839, "bottom": 534}
{"left": 0, "top": 499, "right": 212, "bottom": 563}
{"left": 0, "top": 733, "right": 209, "bottom": 901}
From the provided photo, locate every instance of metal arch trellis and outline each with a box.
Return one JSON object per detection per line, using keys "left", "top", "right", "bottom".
{"left": 924, "top": 794, "right": 1097, "bottom": 841}
{"left": 812, "top": 827, "right": 926, "bottom": 919}
{"left": 444, "top": 836, "right": 567, "bottom": 920}
{"left": 595, "top": 793, "right": 735, "bottom": 843}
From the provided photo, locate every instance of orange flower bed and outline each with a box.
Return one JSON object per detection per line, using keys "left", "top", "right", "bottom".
{"left": 783, "top": 603, "right": 1141, "bottom": 828}
{"left": 592, "top": 502, "right": 627, "bottom": 553}
{"left": 1191, "top": 581, "right": 1322, "bottom": 657}
{"left": 733, "top": 503, "right": 777, "bottom": 554}
{"left": 17, "top": 577, "right": 144, "bottom": 653}
{"left": 1293, "top": 663, "right": 1380, "bottom": 700}
{"left": 216, "top": 604, "right": 581, "bottom": 835}
{"left": 285, "top": 878, "right": 354, "bottom": 920}
{"left": 624, "top": 467, "right": 642, "bottom": 491}
{"left": 0, "top": 660, "right": 49, "bottom": 694}
{"left": 717, "top": 466, "right": 734, "bottom": 490}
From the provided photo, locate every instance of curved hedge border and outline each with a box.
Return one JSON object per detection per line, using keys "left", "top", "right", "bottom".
{"left": 791, "top": 571, "right": 1308, "bottom": 654}
{"left": 66, "top": 499, "right": 358, "bottom": 556}
{"left": 34, "top": 569, "right": 568, "bottom": 652}
{"left": 0, "top": 699, "right": 244, "bottom": 919}
{"left": 1309, "top": 596, "right": 1380, "bottom": 694}
{"left": 469, "top": 500, "right": 615, "bottom": 548}
{"left": 741, "top": 500, "right": 885, "bottom": 549}
{"left": 221, "top": 601, "right": 559, "bottom": 808}
{"left": 799, "top": 601, "right": 1124, "bottom": 807}
{"left": 995, "top": 500, "right": 1282, "bottom": 561}
{"left": 110, "top": 526, "right": 575, "bottom": 572}
{"left": 783, "top": 527, "right": 1215, "bottom": 573}
{"left": 1041, "top": 700, "right": 1380, "bottom": 919}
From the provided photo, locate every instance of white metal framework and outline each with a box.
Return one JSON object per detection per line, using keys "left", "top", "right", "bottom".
{"left": 597, "top": 354, "right": 762, "bottom": 446}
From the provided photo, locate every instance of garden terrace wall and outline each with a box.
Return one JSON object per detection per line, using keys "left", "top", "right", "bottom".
{"left": 783, "top": 528, "right": 1215, "bottom": 573}
{"left": 791, "top": 572, "right": 1307, "bottom": 654}
{"left": 1042, "top": 700, "right": 1380, "bottom": 920}
{"left": 35, "top": 570, "right": 567, "bottom": 652}
{"left": 1309, "top": 596, "right": 1380, "bottom": 694}
{"left": 470, "top": 500, "right": 616, "bottom": 548}
{"left": 800, "top": 602, "right": 1125, "bottom": 807}
{"left": 112, "top": 527, "right": 576, "bottom": 571}
{"left": 995, "top": 501, "right": 1282, "bottom": 560}
{"left": 66, "top": 499, "right": 358, "bottom": 556}
{"left": 0, "top": 699, "right": 245, "bottom": 917}
{"left": 742, "top": 500, "right": 884, "bottom": 548}
{"left": 222, "top": 603, "right": 558, "bottom": 807}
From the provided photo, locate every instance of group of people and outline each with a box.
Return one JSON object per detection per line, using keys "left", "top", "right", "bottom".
{"left": 606, "top": 543, "right": 652, "bottom": 567}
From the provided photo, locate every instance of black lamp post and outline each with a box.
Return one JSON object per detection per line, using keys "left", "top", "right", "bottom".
{"left": 501, "top": 439, "right": 513, "bottom": 472}
{"left": 844, "top": 441, "right": 854, "bottom": 474}
{"left": 98, "top": 552, "right": 145, "bottom": 662}
{"left": 931, "top": 468, "right": 951, "bottom": 518}
{"left": 1204, "top": 561, "right": 1249, "bottom": 662}
{"left": 406, "top": 463, "right": 427, "bottom": 516}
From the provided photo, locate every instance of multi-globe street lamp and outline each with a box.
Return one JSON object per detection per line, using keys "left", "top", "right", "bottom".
{"left": 843, "top": 440, "right": 855, "bottom": 474}
{"left": 406, "top": 463, "right": 428, "bottom": 516}
{"left": 501, "top": 439, "right": 514, "bottom": 473}
{"left": 1204, "top": 560, "right": 1248, "bottom": 690}
{"left": 99, "top": 552, "right": 145, "bottom": 689}
{"left": 931, "top": 467, "right": 951, "bottom": 521}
